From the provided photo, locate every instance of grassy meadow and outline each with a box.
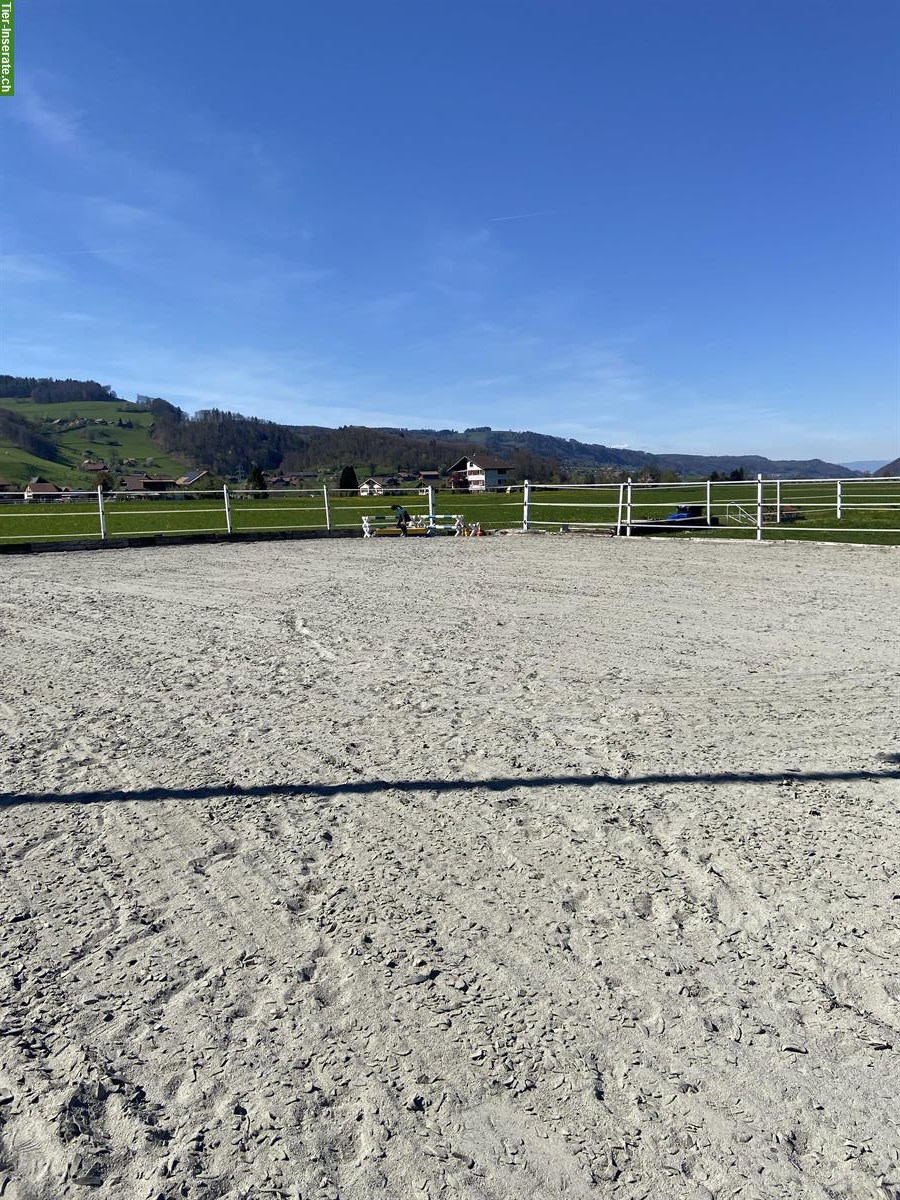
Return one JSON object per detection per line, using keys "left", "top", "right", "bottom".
{"left": 1, "top": 479, "right": 899, "bottom": 546}
{"left": 0, "top": 395, "right": 187, "bottom": 485}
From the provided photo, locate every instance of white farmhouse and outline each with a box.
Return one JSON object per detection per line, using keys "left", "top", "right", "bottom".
{"left": 23, "top": 480, "right": 62, "bottom": 502}
{"left": 446, "top": 456, "right": 512, "bottom": 493}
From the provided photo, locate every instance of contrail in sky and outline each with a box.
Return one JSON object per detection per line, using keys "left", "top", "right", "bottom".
{"left": 489, "top": 210, "right": 555, "bottom": 223}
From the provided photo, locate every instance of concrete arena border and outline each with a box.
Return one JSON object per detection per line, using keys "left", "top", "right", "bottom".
{"left": 2, "top": 527, "right": 896, "bottom": 556}
{"left": 0, "top": 527, "right": 361, "bottom": 556}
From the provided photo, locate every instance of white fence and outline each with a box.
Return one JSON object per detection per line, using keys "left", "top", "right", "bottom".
{"left": 521, "top": 475, "right": 900, "bottom": 540}
{"left": 2, "top": 475, "right": 899, "bottom": 546}
{"left": 0, "top": 485, "right": 437, "bottom": 544}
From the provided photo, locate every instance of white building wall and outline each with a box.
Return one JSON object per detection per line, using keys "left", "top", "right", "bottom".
{"left": 463, "top": 460, "right": 483, "bottom": 492}
{"left": 462, "top": 460, "right": 509, "bottom": 492}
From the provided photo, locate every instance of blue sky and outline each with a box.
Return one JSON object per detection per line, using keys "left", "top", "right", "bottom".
{"left": 1, "top": 1, "right": 898, "bottom": 460}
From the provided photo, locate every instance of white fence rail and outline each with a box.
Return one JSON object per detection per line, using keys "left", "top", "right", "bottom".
{"left": 1, "top": 476, "right": 899, "bottom": 546}
{"left": 521, "top": 475, "right": 900, "bottom": 541}
{"left": 0, "top": 485, "right": 437, "bottom": 544}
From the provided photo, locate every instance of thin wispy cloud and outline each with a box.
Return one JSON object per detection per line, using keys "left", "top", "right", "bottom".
{"left": 86, "top": 198, "right": 156, "bottom": 228}
{"left": 359, "top": 291, "right": 418, "bottom": 324}
{"left": 16, "top": 86, "right": 85, "bottom": 150}
{"left": 184, "top": 109, "right": 288, "bottom": 199}
{"left": 0, "top": 254, "right": 65, "bottom": 283}
{"left": 429, "top": 228, "right": 496, "bottom": 279}
{"left": 15, "top": 86, "right": 196, "bottom": 213}
{"left": 489, "top": 210, "right": 556, "bottom": 223}
{"left": 54, "top": 311, "right": 103, "bottom": 324}
{"left": 469, "top": 375, "right": 521, "bottom": 389}
{"left": 425, "top": 226, "right": 519, "bottom": 312}
{"left": 96, "top": 344, "right": 414, "bottom": 430}
{"left": 5, "top": 83, "right": 327, "bottom": 319}
{"left": 21, "top": 249, "right": 120, "bottom": 257}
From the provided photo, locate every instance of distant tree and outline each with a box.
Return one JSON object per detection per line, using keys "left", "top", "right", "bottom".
{"left": 709, "top": 471, "right": 721, "bottom": 481}
{"left": 339, "top": 465, "right": 359, "bottom": 491}
{"left": 246, "top": 463, "right": 267, "bottom": 499}
{"left": 729, "top": 467, "right": 746, "bottom": 481}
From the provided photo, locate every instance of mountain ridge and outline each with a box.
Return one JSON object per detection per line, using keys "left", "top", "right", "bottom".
{"left": 0, "top": 375, "right": 866, "bottom": 483}
{"left": 874, "top": 456, "right": 900, "bottom": 478}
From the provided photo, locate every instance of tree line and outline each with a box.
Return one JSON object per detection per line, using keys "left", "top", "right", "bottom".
{"left": 145, "top": 399, "right": 556, "bottom": 479}
{"left": 0, "top": 376, "right": 118, "bottom": 405}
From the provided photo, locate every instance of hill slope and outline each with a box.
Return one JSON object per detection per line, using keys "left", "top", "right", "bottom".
{"left": 0, "top": 375, "right": 862, "bottom": 485}
{"left": 0, "top": 394, "right": 187, "bottom": 486}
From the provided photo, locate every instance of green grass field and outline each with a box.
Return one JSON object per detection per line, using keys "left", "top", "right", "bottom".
{"left": 1, "top": 480, "right": 899, "bottom": 546}
{"left": 0, "top": 396, "right": 187, "bottom": 486}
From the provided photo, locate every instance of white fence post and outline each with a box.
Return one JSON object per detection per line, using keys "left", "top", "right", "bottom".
{"left": 625, "top": 477, "right": 633, "bottom": 537}
{"left": 523, "top": 480, "right": 531, "bottom": 531}
{"left": 706, "top": 478, "right": 712, "bottom": 526}
{"left": 836, "top": 480, "right": 842, "bottom": 520}
{"left": 428, "top": 486, "right": 435, "bottom": 521}
{"left": 97, "top": 486, "right": 107, "bottom": 541}
{"left": 776, "top": 478, "right": 782, "bottom": 525}
{"left": 756, "top": 473, "right": 763, "bottom": 542}
{"left": 616, "top": 482, "right": 624, "bottom": 535}
{"left": 323, "top": 484, "right": 332, "bottom": 530}
{"left": 223, "top": 484, "right": 233, "bottom": 534}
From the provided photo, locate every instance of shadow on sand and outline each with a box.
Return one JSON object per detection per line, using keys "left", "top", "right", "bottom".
{"left": 3, "top": 757, "right": 899, "bottom": 809}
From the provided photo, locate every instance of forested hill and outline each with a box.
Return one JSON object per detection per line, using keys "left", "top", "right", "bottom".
{"left": 0, "top": 375, "right": 863, "bottom": 482}
{"left": 147, "top": 401, "right": 487, "bottom": 478}
{"left": 410, "top": 427, "right": 860, "bottom": 481}
{"left": 146, "top": 399, "right": 864, "bottom": 480}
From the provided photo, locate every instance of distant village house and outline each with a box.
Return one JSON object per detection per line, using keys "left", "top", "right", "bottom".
{"left": 24, "top": 479, "right": 62, "bottom": 502}
{"left": 120, "top": 474, "right": 178, "bottom": 493}
{"left": 176, "top": 469, "right": 208, "bottom": 487}
{"left": 446, "top": 456, "right": 512, "bottom": 493}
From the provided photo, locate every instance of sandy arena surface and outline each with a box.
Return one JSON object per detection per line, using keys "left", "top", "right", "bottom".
{"left": 1, "top": 535, "right": 899, "bottom": 1200}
